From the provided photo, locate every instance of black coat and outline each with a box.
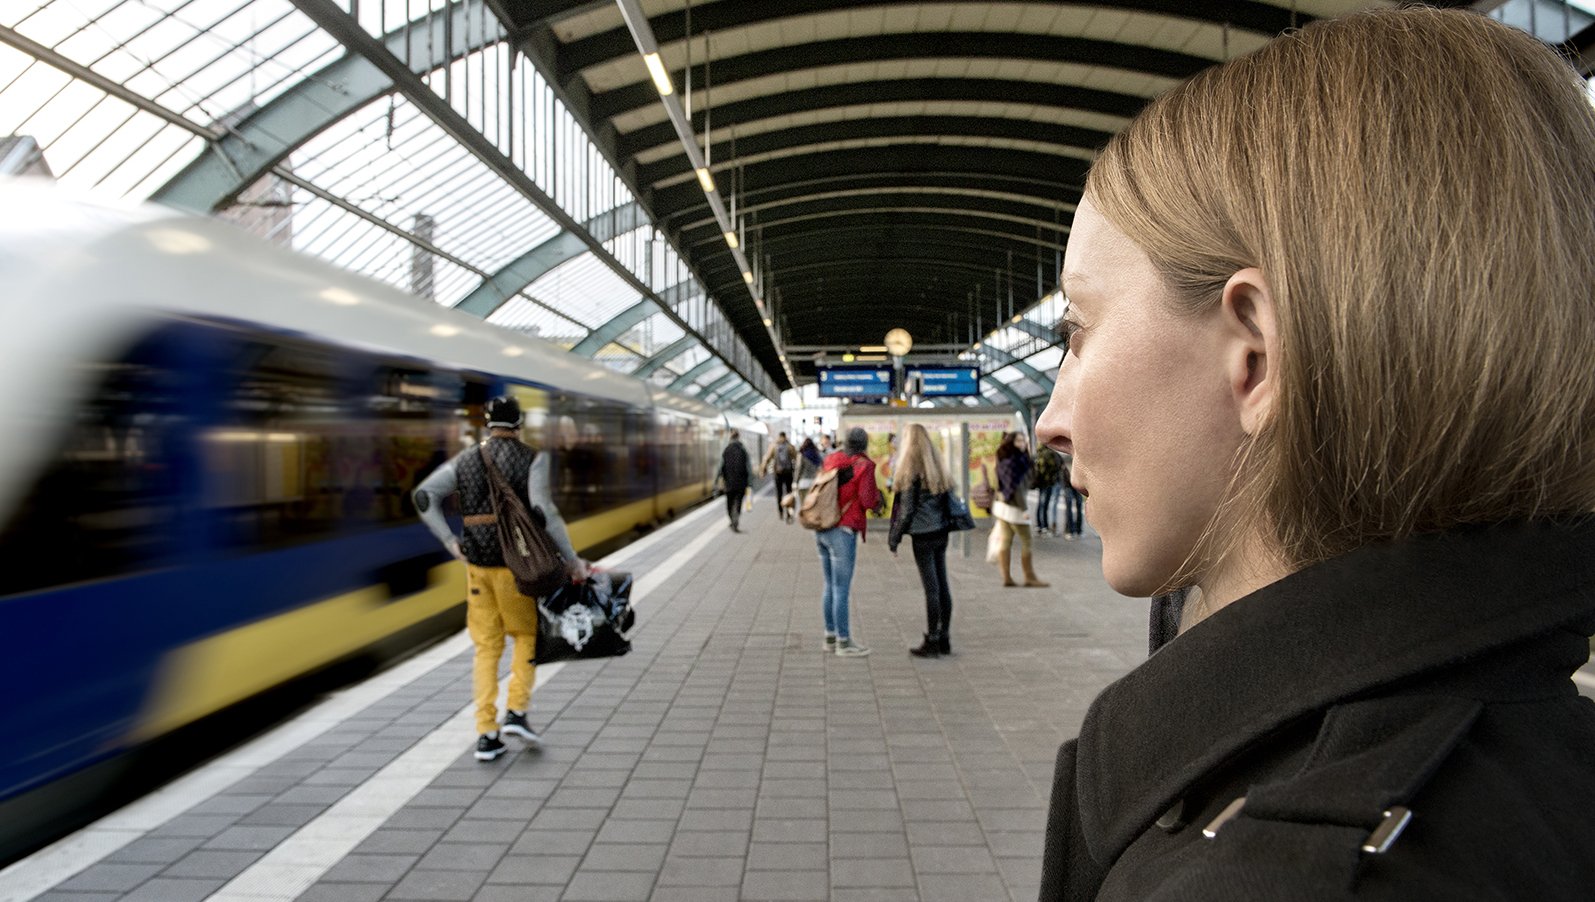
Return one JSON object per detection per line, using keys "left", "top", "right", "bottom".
{"left": 887, "top": 477, "right": 950, "bottom": 552}
{"left": 719, "top": 440, "right": 751, "bottom": 492}
{"left": 1041, "top": 520, "right": 1595, "bottom": 901}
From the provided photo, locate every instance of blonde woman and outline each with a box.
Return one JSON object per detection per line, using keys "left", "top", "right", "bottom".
{"left": 1035, "top": 8, "right": 1595, "bottom": 899}
{"left": 887, "top": 424, "right": 956, "bottom": 656}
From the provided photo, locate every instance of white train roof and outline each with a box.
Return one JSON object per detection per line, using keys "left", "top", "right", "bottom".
{"left": 0, "top": 179, "right": 655, "bottom": 407}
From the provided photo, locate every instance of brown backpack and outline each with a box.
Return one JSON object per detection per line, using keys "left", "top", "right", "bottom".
{"left": 479, "top": 445, "right": 566, "bottom": 598}
{"left": 799, "top": 460, "right": 855, "bottom": 530}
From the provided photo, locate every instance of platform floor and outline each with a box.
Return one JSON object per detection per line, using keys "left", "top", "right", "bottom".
{"left": 6, "top": 495, "right": 1156, "bottom": 902}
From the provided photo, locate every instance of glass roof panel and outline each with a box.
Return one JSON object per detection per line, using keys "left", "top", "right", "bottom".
{"left": 2, "top": 1, "right": 342, "bottom": 198}
{"left": 1025, "top": 345, "right": 1063, "bottom": 374}
{"left": 524, "top": 239, "right": 648, "bottom": 331}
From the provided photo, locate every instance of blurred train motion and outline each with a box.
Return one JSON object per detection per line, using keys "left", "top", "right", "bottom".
{"left": 0, "top": 181, "right": 765, "bottom": 860}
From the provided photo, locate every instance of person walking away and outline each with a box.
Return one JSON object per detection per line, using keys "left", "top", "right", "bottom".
{"left": 888, "top": 424, "right": 956, "bottom": 657}
{"left": 716, "top": 430, "right": 752, "bottom": 532}
{"left": 992, "top": 431, "right": 1049, "bottom": 588}
{"left": 413, "top": 396, "right": 584, "bottom": 762}
{"left": 817, "top": 427, "right": 883, "bottom": 656}
{"left": 761, "top": 431, "right": 800, "bottom": 523}
{"left": 1059, "top": 451, "right": 1083, "bottom": 540}
{"left": 1034, "top": 445, "right": 1062, "bottom": 536}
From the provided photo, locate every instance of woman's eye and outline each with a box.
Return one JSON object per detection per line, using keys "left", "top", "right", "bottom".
{"left": 1061, "top": 319, "right": 1084, "bottom": 354}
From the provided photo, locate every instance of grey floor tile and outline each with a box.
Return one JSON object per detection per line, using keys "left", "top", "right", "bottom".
{"left": 121, "top": 878, "right": 227, "bottom": 902}
{"left": 386, "top": 868, "right": 489, "bottom": 900}
{"left": 296, "top": 881, "right": 391, "bottom": 902}
{"left": 55, "top": 864, "right": 163, "bottom": 893}
{"left": 321, "top": 852, "right": 419, "bottom": 883}
{"left": 561, "top": 869, "right": 658, "bottom": 901}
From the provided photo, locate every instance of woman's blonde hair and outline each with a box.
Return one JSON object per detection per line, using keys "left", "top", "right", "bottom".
{"left": 894, "top": 423, "right": 949, "bottom": 494}
{"left": 1088, "top": 7, "right": 1595, "bottom": 574}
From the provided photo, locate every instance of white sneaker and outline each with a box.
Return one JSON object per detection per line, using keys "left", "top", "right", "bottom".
{"left": 835, "top": 639, "right": 871, "bottom": 657}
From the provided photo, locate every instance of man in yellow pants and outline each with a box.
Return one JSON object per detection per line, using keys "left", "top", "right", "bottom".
{"left": 414, "top": 396, "right": 583, "bottom": 761}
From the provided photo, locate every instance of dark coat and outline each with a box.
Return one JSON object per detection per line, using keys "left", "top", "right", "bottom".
{"left": 887, "top": 477, "right": 950, "bottom": 552}
{"left": 996, "top": 450, "right": 1032, "bottom": 505}
{"left": 719, "top": 440, "right": 751, "bottom": 492}
{"left": 1041, "top": 520, "right": 1595, "bottom": 901}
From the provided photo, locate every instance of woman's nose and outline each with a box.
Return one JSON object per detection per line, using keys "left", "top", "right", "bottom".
{"left": 1035, "top": 369, "right": 1073, "bottom": 455}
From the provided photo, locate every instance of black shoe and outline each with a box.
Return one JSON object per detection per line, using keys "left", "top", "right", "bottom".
{"left": 910, "top": 633, "right": 942, "bottom": 658}
{"left": 475, "top": 732, "right": 506, "bottom": 761}
{"left": 501, "top": 711, "right": 542, "bottom": 749}
{"left": 938, "top": 633, "right": 951, "bottom": 655}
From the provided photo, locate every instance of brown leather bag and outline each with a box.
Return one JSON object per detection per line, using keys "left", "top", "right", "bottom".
{"left": 479, "top": 445, "right": 566, "bottom": 598}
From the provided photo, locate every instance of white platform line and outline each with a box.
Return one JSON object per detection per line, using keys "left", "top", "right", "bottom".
{"left": 2, "top": 502, "right": 729, "bottom": 902}
{"left": 208, "top": 518, "right": 730, "bottom": 901}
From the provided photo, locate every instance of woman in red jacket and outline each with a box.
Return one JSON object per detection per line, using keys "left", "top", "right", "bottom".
{"left": 816, "top": 427, "right": 883, "bottom": 657}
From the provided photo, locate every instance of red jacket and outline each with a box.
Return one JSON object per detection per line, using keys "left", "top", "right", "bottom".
{"left": 823, "top": 451, "right": 882, "bottom": 538}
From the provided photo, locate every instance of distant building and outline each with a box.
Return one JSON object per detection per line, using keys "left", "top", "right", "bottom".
{"left": 0, "top": 136, "right": 53, "bottom": 178}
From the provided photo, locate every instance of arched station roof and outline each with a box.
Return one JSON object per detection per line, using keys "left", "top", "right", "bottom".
{"left": 4, "top": 0, "right": 1581, "bottom": 411}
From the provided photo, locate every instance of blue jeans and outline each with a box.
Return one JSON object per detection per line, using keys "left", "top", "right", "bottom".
{"left": 816, "top": 527, "right": 858, "bottom": 640}
{"left": 1063, "top": 486, "right": 1084, "bottom": 535}
{"left": 1036, "top": 484, "right": 1058, "bottom": 531}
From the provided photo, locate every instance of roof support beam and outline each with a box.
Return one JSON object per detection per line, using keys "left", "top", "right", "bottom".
{"left": 154, "top": 0, "right": 494, "bottom": 212}
{"left": 669, "top": 358, "right": 724, "bottom": 392}
{"left": 287, "top": 0, "right": 775, "bottom": 402}
{"left": 633, "top": 335, "right": 699, "bottom": 379}
{"left": 570, "top": 297, "right": 657, "bottom": 356}
{"left": 454, "top": 201, "right": 645, "bottom": 317}
{"left": 698, "top": 370, "right": 742, "bottom": 399}
{"left": 979, "top": 345, "right": 1053, "bottom": 393}
{"left": 1010, "top": 318, "right": 1063, "bottom": 346}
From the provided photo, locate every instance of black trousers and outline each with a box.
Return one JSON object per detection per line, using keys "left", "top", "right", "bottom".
{"left": 726, "top": 488, "right": 746, "bottom": 527}
{"left": 911, "top": 531, "right": 953, "bottom": 637}
{"left": 773, "top": 471, "right": 795, "bottom": 514}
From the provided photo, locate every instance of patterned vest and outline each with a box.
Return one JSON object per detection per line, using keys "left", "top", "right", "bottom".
{"left": 454, "top": 437, "right": 537, "bottom": 566}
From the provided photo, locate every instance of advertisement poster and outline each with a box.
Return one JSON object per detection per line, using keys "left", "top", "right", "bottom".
{"left": 967, "top": 417, "right": 1014, "bottom": 519}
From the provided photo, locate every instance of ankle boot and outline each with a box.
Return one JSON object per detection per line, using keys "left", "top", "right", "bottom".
{"left": 910, "top": 632, "right": 942, "bottom": 657}
{"left": 938, "top": 632, "right": 951, "bottom": 655}
{"left": 1021, "top": 552, "right": 1049, "bottom": 587}
{"left": 998, "top": 555, "right": 1017, "bottom": 587}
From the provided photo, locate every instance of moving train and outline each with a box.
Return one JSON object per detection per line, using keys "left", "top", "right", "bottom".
{"left": 0, "top": 180, "right": 765, "bottom": 859}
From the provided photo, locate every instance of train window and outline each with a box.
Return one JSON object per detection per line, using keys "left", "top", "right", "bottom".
{"left": 203, "top": 340, "right": 460, "bottom": 551}
{"left": 203, "top": 340, "right": 352, "bottom": 549}
{"left": 0, "top": 332, "right": 186, "bottom": 596}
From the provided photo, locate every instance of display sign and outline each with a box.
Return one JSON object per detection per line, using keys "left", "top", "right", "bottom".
{"left": 909, "top": 366, "right": 981, "bottom": 397}
{"left": 817, "top": 365, "right": 894, "bottom": 399}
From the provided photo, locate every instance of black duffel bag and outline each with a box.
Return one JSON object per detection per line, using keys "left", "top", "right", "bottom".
{"left": 535, "top": 570, "right": 635, "bottom": 664}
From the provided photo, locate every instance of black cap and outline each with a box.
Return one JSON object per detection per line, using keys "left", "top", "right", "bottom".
{"left": 486, "top": 395, "right": 522, "bottom": 429}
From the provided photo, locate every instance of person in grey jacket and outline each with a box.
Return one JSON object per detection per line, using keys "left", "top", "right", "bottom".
{"left": 887, "top": 424, "right": 956, "bottom": 657}
{"left": 1033, "top": 9, "right": 1595, "bottom": 900}
{"left": 413, "top": 396, "right": 583, "bottom": 762}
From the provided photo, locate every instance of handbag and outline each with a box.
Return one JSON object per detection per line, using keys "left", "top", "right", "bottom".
{"left": 944, "top": 492, "right": 976, "bottom": 532}
{"left": 536, "top": 570, "right": 635, "bottom": 664}
{"left": 479, "top": 445, "right": 566, "bottom": 599}
{"left": 970, "top": 464, "right": 995, "bottom": 511}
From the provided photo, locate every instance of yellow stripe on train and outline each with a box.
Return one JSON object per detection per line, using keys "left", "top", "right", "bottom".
{"left": 132, "top": 485, "right": 712, "bottom": 741}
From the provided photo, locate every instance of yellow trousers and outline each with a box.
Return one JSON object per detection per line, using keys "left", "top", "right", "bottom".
{"left": 465, "top": 565, "right": 538, "bottom": 736}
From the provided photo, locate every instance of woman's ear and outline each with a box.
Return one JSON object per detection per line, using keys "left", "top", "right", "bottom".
{"left": 1220, "top": 268, "right": 1279, "bottom": 435}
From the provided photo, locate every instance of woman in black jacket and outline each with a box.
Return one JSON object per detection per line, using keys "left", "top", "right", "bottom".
{"left": 1033, "top": 8, "right": 1595, "bottom": 900}
{"left": 888, "top": 423, "right": 955, "bottom": 657}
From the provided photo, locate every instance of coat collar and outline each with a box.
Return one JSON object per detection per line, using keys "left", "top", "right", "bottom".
{"left": 1073, "top": 520, "right": 1595, "bottom": 867}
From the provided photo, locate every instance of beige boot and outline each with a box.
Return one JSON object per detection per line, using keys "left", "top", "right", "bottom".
{"left": 1021, "top": 552, "right": 1050, "bottom": 588}
{"left": 998, "top": 554, "right": 1017, "bottom": 588}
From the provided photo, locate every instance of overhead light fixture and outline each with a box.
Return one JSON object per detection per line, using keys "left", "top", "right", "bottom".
{"left": 742, "top": 270, "right": 754, "bottom": 284}
{"left": 842, "top": 353, "right": 856, "bottom": 362}
{"left": 972, "top": 341, "right": 982, "bottom": 350}
{"left": 643, "top": 52, "right": 673, "bottom": 96}
{"left": 1011, "top": 314, "right": 1023, "bottom": 324}
{"left": 697, "top": 168, "right": 716, "bottom": 192}
{"left": 859, "top": 344, "right": 888, "bottom": 353}
{"left": 763, "top": 318, "right": 772, "bottom": 326}
{"left": 724, "top": 231, "right": 738, "bottom": 249}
